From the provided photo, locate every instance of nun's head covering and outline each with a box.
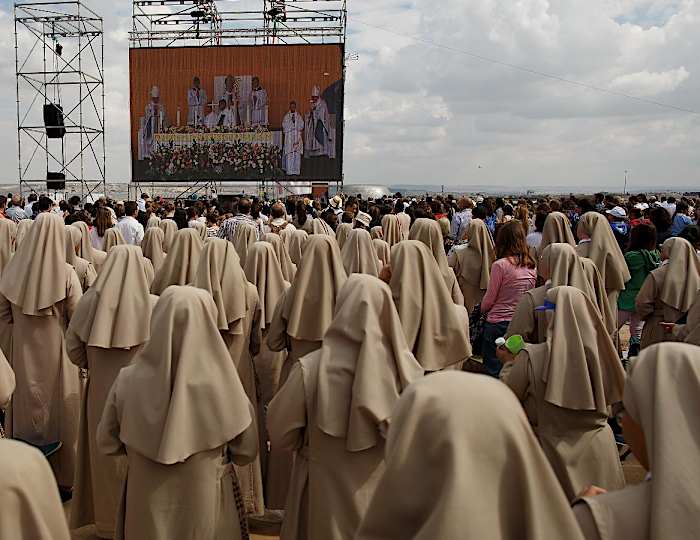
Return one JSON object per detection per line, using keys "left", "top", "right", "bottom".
{"left": 244, "top": 241, "right": 289, "bottom": 329}
{"left": 141, "top": 227, "right": 166, "bottom": 272}
{"left": 538, "top": 243, "right": 592, "bottom": 295}
{"left": 288, "top": 229, "right": 308, "bottom": 266}
{"left": 0, "top": 440, "right": 72, "bottom": 540}
{"left": 0, "top": 213, "right": 72, "bottom": 316}
{"left": 409, "top": 218, "right": 456, "bottom": 294}
{"left": 576, "top": 212, "right": 630, "bottom": 292}
{"left": 0, "top": 348, "right": 15, "bottom": 409}
{"left": 315, "top": 275, "right": 424, "bottom": 452}
{"left": 659, "top": 237, "right": 700, "bottom": 313}
{"left": 537, "top": 286, "right": 625, "bottom": 414}
{"left": 540, "top": 211, "right": 576, "bottom": 253}
{"left": 146, "top": 214, "right": 161, "bottom": 229}
{"left": 681, "top": 292, "right": 700, "bottom": 346}
{"left": 158, "top": 219, "right": 178, "bottom": 253}
{"left": 232, "top": 222, "right": 257, "bottom": 268}
{"left": 103, "top": 227, "right": 126, "bottom": 253}
{"left": 584, "top": 342, "right": 700, "bottom": 540}
{"left": 279, "top": 225, "right": 295, "bottom": 252}
{"left": 280, "top": 235, "right": 347, "bottom": 341}
{"left": 263, "top": 232, "right": 296, "bottom": 282}
{"left": 189, "top": 220, "right": 208, "bottom": 242}
{"left": 109, "top": 286, "right": 252, "bottom": 465}
{"left": 389, "top": 240, "right": 471, "bottom": 370}
{"left": 192, "top": 238, "right": 250, "bottom": 334}
{"left": 151, "top": 228, "right": 203, "bottom": 295}
{"left": 68, "top": 245, "right": 154, "bottom": 349}
{"left": 455, "top": 218, "right": 495, "bottom": 290}
{"left": 335, "top": 222, "right": 353, "bottom": 250}
{"left": 370, "top": 226, "right": 383, "bottom": 240}
{"left": 372, "top": 238, "right": 391, "bottom": 268}
{"left": 341, "top": 229, "right": 381, "bottom": 277}
{"left": 356, "top": 372, "right": 587, "bottom": 540}
{"left": 311, "top": 218, "right": 335, "bottom": 237}
{"left": 0, "top": 219, "right": 17, "bottom": 272}
{"left": 72, "top": 220, "right": 106, "bottom": 267}
{"left": 381, "top": 214, "right": 401, "bottom": 247}
{"left": 580, "top": 257, "right": 616, "bottom": 335}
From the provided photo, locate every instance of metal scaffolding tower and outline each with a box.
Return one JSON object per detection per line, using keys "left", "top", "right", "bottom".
{"left": 14, "top": 1, "right": 106, "bottom": 200}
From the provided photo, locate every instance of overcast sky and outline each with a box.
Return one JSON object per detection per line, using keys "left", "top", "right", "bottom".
{"left": 1, "top": 0, "right": 699, "bottom": 191}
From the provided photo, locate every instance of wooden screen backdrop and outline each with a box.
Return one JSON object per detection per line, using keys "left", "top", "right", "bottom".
{"left": 129, "top": 43, "right": 344, "bottom": 182}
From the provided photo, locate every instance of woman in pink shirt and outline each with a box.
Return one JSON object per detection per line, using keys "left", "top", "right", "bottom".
{"left": 481, "top": 221, "right": 537, "bottom": 376}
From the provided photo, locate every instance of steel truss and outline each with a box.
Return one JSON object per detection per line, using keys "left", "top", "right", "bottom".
{"left": 14, "top": 1, "right": 106, "bottom": 201}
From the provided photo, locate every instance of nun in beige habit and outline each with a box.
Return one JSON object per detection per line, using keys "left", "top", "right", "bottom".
{"left": 73, "top": 221, "right": 107, "bottom": 270}
{"left": 158, "top": 218, "right": 178, "bottom": 253}
{"left": 341, "top": 229, "right": 381, "bottom": 277}
{"left": 96, "top": 286, "right": 258, "bottom": 540}
{"left": 0, "top": 439, "right": 72, "bottom": 540}
{"left": 66, "top": 245, "right": 158, "bottom": 538}
{"left": 279, "top": 225, "right": 296, "bottom": 253}
{"left": 268, "top": 235, "right": 347, "bottom": 386}
{"left": 141, "top": 226, "right": 166, "bottom": 272}
{"left": 146, "top": 214, "right": 160, "bottom": 229}
{"left": 372, "top": 238, "right": 391, "bottom": 268}
{"left": 381, "top": 214, "right": 401, "bottom": 246}
{"left": 0, "top": 212, "right": 83, "bottom": 489}
{"left": 263, "top": 232, "right": 296, "bottom": 282}
{"left": 192, "top": 238, "right": 265, "bottom": 517}
{"left": 452, "top": 218, "right": 495, "bottom": 313}
{"left": 355, "top": 372, "right": 586, "bottom": 540}
{"left": 335, "top": 222, "right": 353, "bottom": 250}
{"left": 151, "top": 228, "right": 202, "bottom": 295}
{"left": 540, "top": 211, "right": 576, "bottom": 253}
{"left": 1, "top": 348, "right": 14, "bottom": 414}
{"left": 580, "top": 257, "right": 617, "bottom": 335}
{"left": 508, "top": 243, "right": 595, "bottom": 344}
{"left": 636, "top": 237, "right": 700, "bottom": 349}
{"left": 0, "top": 219, "right": 17, "bottom": 358}
{"left": 65, "top": 226, "right": 97, "bottom": 292}
{"left": 576, "top": 212, "right": 630, "bottom": 318}
{"left": 232, "top": 222, "right": 257, "bottom": 268}
{"left": 268, "top": 274, "right": 424, "bottom": 540}
{"left": 190, "top": 220, "right": 208, "bottom": 242}
{"left": 370, "top": 226, "right": 383, "bottom": 240}
{"left": 103, "top": 228, "right": 126, "bottom": 252}
{"left": 387, "top": 241, "right": 471, "bottom": 371}
{"left": 672, "top": 290, "right": 700, "bottom": 346}
{"left": 311, "top": 218, "right": 335, "bottom": 237}
{"left": 244, "top": 241, "right": 292, "bottom": 510}
{"left": 15, "top": 218, "right": 32, "bottom": 248}
{"left": 575, "top": 342, "right": 700, "bottom": 540}
{"left": 409, "top": 218, "right": 464, "bottom": 305}
{"left": 288, "top": 229, "right": 308, "bottom": 266}
{"left": 500, "top": 286, "right": 626, "bottom": 500}
{"left": 396, "top": 211, "right": 411, "bottom": 241}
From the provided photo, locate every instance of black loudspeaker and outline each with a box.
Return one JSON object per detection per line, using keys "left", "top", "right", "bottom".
{"left": 43, "top": 103, "right": 66, "bottom": 139}
{"left": 47, "top": 172, "right": 66, "bottom": 191}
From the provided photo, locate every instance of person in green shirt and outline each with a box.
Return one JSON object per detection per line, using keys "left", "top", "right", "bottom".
{"left": 618, "top": 224, "right": 661, "bottom": 357}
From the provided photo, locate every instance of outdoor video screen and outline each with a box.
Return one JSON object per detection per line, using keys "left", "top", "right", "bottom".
{"left": 129, "top": 44, "right": 344, "bottom": 182}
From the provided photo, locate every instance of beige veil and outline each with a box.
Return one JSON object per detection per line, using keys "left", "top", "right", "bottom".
{"left": 540, "top": 212, "right": 576, "bottom": 252}
{"left": 103, "top": 228, "right": 126, "bottom": 252}
{"left": 659, "top": 237, "right": 700, "bottom": 313}
{"left": 341, "top": 229, "right": 381, "bottom": 277}
{"left": 381, "top": 214, "right": 401, "bottom": 246}
{"left": 244, "top": 242, "right": 290, "bottom": 329}
{"left": 158, "top": 219, "right": 178, "bottom": 253}
{"left": 151, "top": 228, "right": 203, "bottom": 295}
{"left": 335, "top": 222, "right": 353, "bottom": 250}
{"left": 141, "top": 227, "right": 166, "bottom": 272}
{"left": 372, "top": 238, "right": 391, "bottom": 267}
{"left": 454, "top": 218, "right": 495, "bottom": 289}
{"left": 263, "top": 232, "right": 296, "bottom": 282}
{"left": 577, "top": 212, "right": 630, "bottom": 292}
{"left": 288, "top": 229, "right": 308, "bottom": 266}
{"left": 232, "top": 222, "right": 257, "bottom": 268}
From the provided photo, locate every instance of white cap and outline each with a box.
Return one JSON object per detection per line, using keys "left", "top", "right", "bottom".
{"left": 329, "top": 195, "right": 342, "bottom": 209}
{"left": 606, "top": 206, "right": 627, "bottom": 219}
{"left": 151, "top": 86, "right": 160, "bottom": 98}
{"left": 355, "top": 211, "right": 371, "bottom": 228}
{"left": 311, "top": 86, "right": 321, "bottom": 98}
{"left": 476, "top": 196, "right": 484, "bottom": 203}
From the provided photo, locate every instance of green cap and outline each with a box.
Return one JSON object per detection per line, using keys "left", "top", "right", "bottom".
{"left": 505, "top": 335, "right": 524, "bottom": 356}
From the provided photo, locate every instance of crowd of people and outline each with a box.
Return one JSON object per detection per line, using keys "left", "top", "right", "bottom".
{"left": 1, "top": 187, "right": 700, "bottom": 540}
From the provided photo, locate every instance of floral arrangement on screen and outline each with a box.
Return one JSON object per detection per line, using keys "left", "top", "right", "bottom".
{"left": 162, "top": 125, "right": 270, "bottom": 135}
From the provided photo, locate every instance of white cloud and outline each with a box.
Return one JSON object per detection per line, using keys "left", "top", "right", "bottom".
{"left": 610, "top": 67, "right": 689, "bottom": 96}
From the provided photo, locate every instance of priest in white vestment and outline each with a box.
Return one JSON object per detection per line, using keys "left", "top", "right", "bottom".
{"left": 141, "top": 86, "right": 168, "bottom": 159}
{"left": 304, "top": 86, "right": 333, "bottom": 157}
{"left": 207, "top": 99, "right": 235, "bottom": 129}
{"left": 250, "top": 76, "right": 269, "bottom": 126}
{"left": 219, "top": 75, "right": 240, "bottom": 127}
{"left": 187, "top": 77, "right": 208, "bottom": 127}
{"left": 282, "top": 101, "right": 304, "bottom": 176}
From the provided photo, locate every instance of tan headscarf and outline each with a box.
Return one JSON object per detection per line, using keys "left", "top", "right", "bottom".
{"left": 335, "top": 222, "right": 353, "bottom": 250}
{"left": 68, "top": 245, "right": 153, "bottom": 349}
{"left": 381, "top": 214, "right": 401, "bottom": 246}
{"left": 356, "top": 372, "right": 587, "bottom": 540}
{"left": 146, "top": 215, "right": 160, "bottom": 229}
{"left": 232, "top": 222, "right": 257, "bottom": 268}
{"left": 192, "top": 238, "right": 249, "bottom": 334}
{"left": 455, "top": 218, "right": 495, "bottom": 290}
{"left": 151, "top": 228, "right": 203, "bottom": 295}
{"left": 389, "top": 241, "right": 471, "bottom": 370}
{"left": 538, "top": 243, "right": 593, "bottom": 296}
{"left": 311, "top": 218, "right": 335, "bottom": 237}
{"left": 0, "top": 213, "right": 71, "bottom": 316}
{"left": 680, "top": 292, "right": 700, "bottom": 346}
{"left": 370, "top": 226, "right": 383, "bottom": 240}
{"left": 659, "top": 237, "right": 700, "bottom": 313}
{"left": 103, "top": 227, "right": 126, "bottom": 252}
{"left": 585, "top": 343, "right": 700, "bottom": 540}
{"left": 540, "top": 211, "right": 576, "bottom": 252}
{"left": 280, "top": 235, "right": 347, "bottom": 341}
{"left": 0, "top": 349, "right": 15, "bottom": 408}
{"left": 72, "top": 220, "right": 104, "bottom": 265}
{"left": 279, "top": 225, "right": 295, "bottom": 252}
{"left": 108, "top": 286, "right": 252, "bottom": 464}
{"left": 288, "top": 229, "right": 308, "bottom": 266}
{"left": 263, "top": 232, "right": 296, "bottom": 282}
{"left": 315, "top": 275, "right": 424, "bottom": 452}
{"left": 14, "top": 219, "right": 32, "bottom": 249}
{"left": 0, "top": 440, "right": 72, "bottom": 540}
{"left": 244, "top": 242, "right": 289, "bottom": 329}
{"left": 409, "top": 218, "right": 456, "bottom": 293}
{"left": 141, "top": 227, "right": 166, "bottom": 272}
{"left": 540, "top": 286, "right": 625, "bottom": 414}
{"left": 0, "top": 219, "right": 17, "bottom": 272}
{"left": 372, "top": 238, "right": 391, "bottom": 267}
{"left": 341, "top": 229, "right": 381, "bottom": 277}
{"left": 577, "top": 212, "right": 630, "bottom": 292}
{"left": 158, "top": 219, "right": 178, "bottom": 253}
{"left": 190, "top": 220, "right": 207, "bottom": 242}
{"left": 581, "top": 257, "right": 617, "bottom": 334}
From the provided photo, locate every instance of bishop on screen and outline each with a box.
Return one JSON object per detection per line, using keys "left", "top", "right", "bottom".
{"left": 250, "top": 76, "right": 268, "bottom": 125}
{"left": 207, "top": 99, "right": 236, "bottom": 129}
{"left": 141, "top": 86, "right": 168, "bottom": 159}
{"left": 187, "top": 76, "right": 208, "bottom": 127}
{"left": 219, "top": 75, "right": 240, "bottom": 126}
{"left": 305, "top": 85, "right": 333, "bottom": 158}
{"left": 282, "top": 101, "right": 304, "bottom": 175}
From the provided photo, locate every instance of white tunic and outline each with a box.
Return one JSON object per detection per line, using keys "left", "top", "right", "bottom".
{"left": 187, "top": 87, "right": 208, "bottom": 126}
{"left": 282, "top": 112, "right": 304, "bottom": 176}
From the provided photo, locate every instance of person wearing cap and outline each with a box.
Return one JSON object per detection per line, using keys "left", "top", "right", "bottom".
{"left": 141, "top": 86, "right": 168, "bottom": 159}
{"left": 219, "top": 75, "right": 240, "bottom": 125}
{"left": 354, "top": 211, "right": 371, "bottom": 231}
{"left": 187, "top": 76, "right": 208, "bottom": 127}
{"left": 327, "top": 195, "right": 344, "bottom": 217}
{"left": 304, "top": 86, "right": 333, "bottom": 158}
{"left": 606, "top": 206, "right": 630, "bottom": 252}
{"left": 282, "top": 101, "right": 304, "bottom": 175}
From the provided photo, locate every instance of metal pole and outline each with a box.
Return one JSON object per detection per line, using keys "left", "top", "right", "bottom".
{"left": 624, "top": 170, "right": 628, "bottom": 195}
{"left": 15, "top": 6, "right": 23, "bottom": 196}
